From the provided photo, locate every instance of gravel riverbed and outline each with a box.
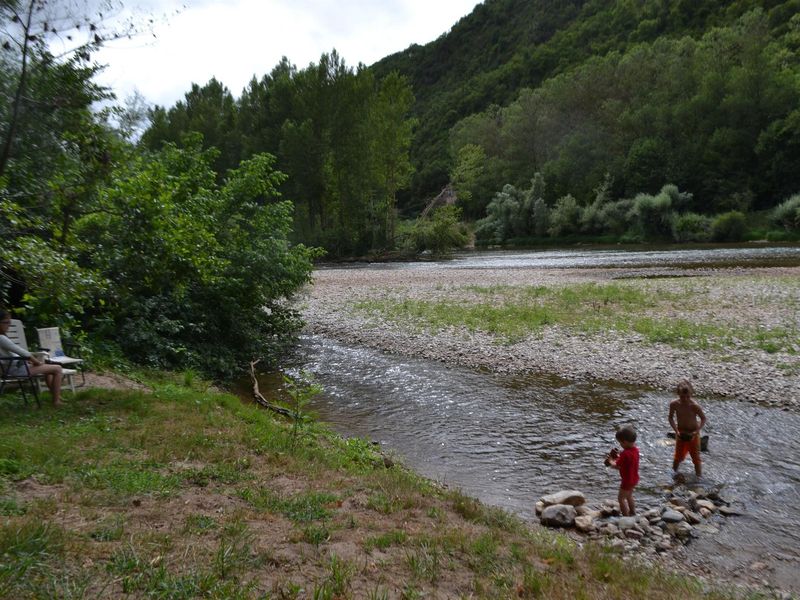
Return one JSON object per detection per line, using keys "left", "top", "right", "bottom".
{"left": 299, "top": 264, "right": 800, "bottom": 408}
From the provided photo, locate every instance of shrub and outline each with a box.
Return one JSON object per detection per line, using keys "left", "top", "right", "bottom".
{"left": 770, "top": 194, "right": 800, "bottom": 232}
{"left": 403, "top": 205, "right": 469, "bottom": 254}
{"left": 548, "top": 194, "right": 581, "bottom": 237}
{"left": 597, "top": 199, "right": 634, "bottom": 235}
{"left": 672, "top": 213, "right": 712, "bottom": 242}
{"left": 629, "top": 190, "right": 674, "bottom": 239}
{"left": 711, "top": 211, "right": 748, "bottom": 242}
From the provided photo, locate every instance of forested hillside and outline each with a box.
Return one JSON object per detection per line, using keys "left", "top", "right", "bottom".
{"left": 373, "top": 0, "right": 800, "bottom": 212}
{"left": 140, "top": 0, "right": 800, "bottom": 253}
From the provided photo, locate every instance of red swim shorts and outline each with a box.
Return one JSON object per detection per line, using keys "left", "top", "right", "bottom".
{"left": 674, "top": 432, "right": 701, "bottom": 466}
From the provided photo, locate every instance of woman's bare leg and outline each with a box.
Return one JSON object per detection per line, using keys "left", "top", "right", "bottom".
{"left": 29, "top": 364, "right": 63, "bottom": 405}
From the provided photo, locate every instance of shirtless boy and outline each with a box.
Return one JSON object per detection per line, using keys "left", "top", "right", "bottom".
{"left": 668, "top": 379, "right": 706, "bottom": 477}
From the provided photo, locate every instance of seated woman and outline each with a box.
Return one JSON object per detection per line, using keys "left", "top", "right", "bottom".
{"left": 0, "top": 309, "right": 64, "bottom": 405}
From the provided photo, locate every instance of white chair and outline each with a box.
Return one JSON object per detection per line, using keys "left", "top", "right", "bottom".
{"left": 6, "top": 320, "right": 79, "bottom": 393}
{"left": 36, "top": 326, "right": 84, "bottom": 389}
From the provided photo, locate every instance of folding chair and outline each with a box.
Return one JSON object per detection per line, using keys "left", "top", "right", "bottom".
{"left": 0, "top": 355, "right": 41, "bottom": 407}
{"left": 7, "top": 320, "right": 78, "bottom": 394}
{"left": 36, "top": 326, "right": 85, "bottom": 388}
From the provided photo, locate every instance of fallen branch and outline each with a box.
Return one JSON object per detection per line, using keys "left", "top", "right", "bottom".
{"left": 249, "top": 360, "right": 294, "bottom": 419}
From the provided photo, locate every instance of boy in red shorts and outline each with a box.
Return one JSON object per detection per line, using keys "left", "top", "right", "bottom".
{"left": 605, "top": 425, "right": 639, "bottom": 516}
{"left": 669, "top": 379, "right": 706, "bottom": 477}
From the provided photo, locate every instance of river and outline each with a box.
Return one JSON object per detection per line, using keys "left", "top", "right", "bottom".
{"left": 282, "top": 245, "right": 800, "bottom": 592}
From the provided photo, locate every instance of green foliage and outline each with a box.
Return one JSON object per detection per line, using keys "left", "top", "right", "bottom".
{"left": 401, "top": 205, "right": 469, "bottom": 255}
{"left": 672, "top": 212, "right": 713, "bottom": 242}
{"left": 547, "top": 194, "right": 581, "bottom": 237}
{"left": 73, "top": 142, "right": 317, "bottom": 378}
{"left": 143, "top": 53, "right": 417, "bottom": 257}
{"left": 711, "top": 210, "right": 748, "bottom": 242}
{"left": 770, "top": 194, "right": 800, "bottom": 231}
{"left": 444, "top": 7, "right": 800, "bottom": 217}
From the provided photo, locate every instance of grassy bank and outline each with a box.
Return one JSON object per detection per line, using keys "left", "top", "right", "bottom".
{"left": 354, "top": 278, "right": 800, "bottom": 355}
{"left": 0, "top": 377, "right": 760, "bottom": 598}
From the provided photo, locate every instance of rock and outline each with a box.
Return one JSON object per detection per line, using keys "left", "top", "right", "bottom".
{"left": 574, "top": 515, "right": 596, "bottom": 533}
{"left": 540, "top": 504, "right": 577, "bottom": 528}
{"left": 618, "top": 517, "right": 638, "bottom": 531}
{"left": 695, "top": 499, "right": 716, "bottom": 512}
{"left": 749, "top": 561, "right": 768, "bottom": 571}
{"left": 718, "top": 505, "right": 742, "bottom": 516}
{"left": 695, "top": 524, "right": 719, "bottom": 535}
{"left": 699, "top": 507, "right": 712, "bottom": 519}
{"left": 625, "top": 529, "right": 644, "bottom": 540}
{"left": 656, "top": 539, "right": 672, "bottom": 552}
{"left": 668, "top": 522, "right": 694, "bottom": 539}
{"left": 576, "top": 506, "right": 600, "bottom": 518}
{"left": 534, "top": 501, "right": 545, "bottom": 516}
{"left": 684, "top": 511, "right": 703, "bottom": 525}
{"left": 540, "top": 490, "right": 586, "bottom": 507}
{"left": 661, "top": 510, "right": 685, "bottom": 523}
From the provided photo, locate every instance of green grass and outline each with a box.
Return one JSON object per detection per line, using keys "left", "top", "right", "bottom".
{"left": 354, "top": 280, "right": 800, "bottom": 353}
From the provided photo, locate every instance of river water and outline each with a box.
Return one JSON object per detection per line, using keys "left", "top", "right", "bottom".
{"left": 286, "top": 245, "right": 800, "bottom": 591}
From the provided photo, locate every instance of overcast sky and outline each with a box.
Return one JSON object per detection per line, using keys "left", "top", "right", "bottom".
{"left": 91, "top": 0, "right": 483, "bottom": 108}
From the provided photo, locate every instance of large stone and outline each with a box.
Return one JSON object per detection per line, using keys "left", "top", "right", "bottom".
{"left": 661, "top": 509, "right": 685, "bottom": 523}
{"left": 719, "top": 505, "right": 742, "bottom": 516}
{"left": 534, "top": 501, "right": 545, "bottom": 516}
{"left": 684, "top": 511, "right": 703, "bottom": 525}
{"left": 618, "top": 517, "right": 638, "bottom": 531}
{"left": 624, "top": 528, "right": 644, "bottom": 540}
{"left": 574, "top": 515, "right": 596, "bottom": 533}
{"left": 695, "top": 499, "right": 717, "bottom": 512}
{"left": 540, "top": 504, "right": 577, "bottom": 528}
{"left": 540, "top": 490, "right": 586, "bottom": 507}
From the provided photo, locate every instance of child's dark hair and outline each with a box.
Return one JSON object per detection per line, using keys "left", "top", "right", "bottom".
{"left": 676, "top": 379, "right": 694, "bottom": 395}
{"left": 615, "top": 425, "right": 637, "bottom": 444}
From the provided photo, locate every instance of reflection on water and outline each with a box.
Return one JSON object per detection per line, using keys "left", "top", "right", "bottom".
{"left": 286, "top": 335, "right": 800, "bottom": 589}
{"left": 324, "top": 244, "right": 800, "bottom": 271}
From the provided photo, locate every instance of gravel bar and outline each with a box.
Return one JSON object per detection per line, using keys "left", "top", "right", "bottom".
{"left": 299, "top": 265, "right": 800, "bottom": 408}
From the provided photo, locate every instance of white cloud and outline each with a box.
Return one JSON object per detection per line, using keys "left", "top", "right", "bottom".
{"left": 93, "top": 0, "right": 481, "bottom": 107}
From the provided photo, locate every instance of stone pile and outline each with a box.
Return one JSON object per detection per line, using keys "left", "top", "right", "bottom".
{"left": 536, "top": 487, "right": 741, "bottom": 555}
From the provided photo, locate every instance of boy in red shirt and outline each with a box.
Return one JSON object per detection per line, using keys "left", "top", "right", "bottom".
{"left": 604, "top": 425, "right": 640, "bottom": 516}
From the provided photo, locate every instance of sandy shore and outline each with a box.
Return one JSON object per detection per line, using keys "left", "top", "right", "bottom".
{"left": 298, "top": 263, "right": 800, "bottom": 408}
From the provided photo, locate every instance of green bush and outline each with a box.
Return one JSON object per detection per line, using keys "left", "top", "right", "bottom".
{"left": 770, "top": 194, "right": 800, "bottom": 231}
{"left": 672, "top": 213, "right": 712, "bottom": 242}
{"left": 403, "top": 205, "right": 469, "bottom": 254}
{"left": 548, "top": 194, "right": 581, "bottom": 237}
{"left": 711, "top": 211, "right": 748, "bottom": 242}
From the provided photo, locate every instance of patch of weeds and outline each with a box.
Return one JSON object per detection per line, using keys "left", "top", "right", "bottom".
{"left": 183, "top": 514, "right": 218, "bottom": 535}
{"left": 454, "top": 493, "right": 521, "bottom": 531}
{"left": 214, "top": 519, "right": 255, "bottom": 580}
{"left": 78, "top": 462, "right": 181, "bottom": 499}
{"left": 405, "top": 543, "right": 440, "bottom": 583}
{"left": 364, "top": 530, "right": 408, "bottom": 551}
{"left": 401, "top": 585, "right": 423, "bottom": 600}
{"left": 366, "top": 491, "right": 402, "bottom": 514}
{"left": 302, "top": 523, "right": 330, "bottom": 546}
{"left": 238, "top": 487, "right": 337, "bottom": 523}
{"left": 89, "top": 515, "right": 125, "bottom": 541}
{"left": 0, "top": 458, "right": 21, "bottom": 477}
{"left": 313, "top": 554, "right": 353, "bottom": 599}
{"left": 184, "top": 459, "right": 251, "bottom": 487}
{"left": 0, "top": 496, "right": 26, "bottom": 516}
{"left": 0, "top": 519, "right": 66, "bottom": 595}
{"left": 426, "top": 506, "right": 443, "bottom": 520}
{"left": 25, "top": 568, "right": 99, "bottom": 599}
{"left": 535, "top": 532, "right": 575, "bottom": 567}
{"left": 367, "top": 586, "right": 390, "bottom": 600}
{"left": 469, "top": 533, "right": 498, "bottom": 575}
{"left": 519, "top": 564, "right": 550, "bottom": 598}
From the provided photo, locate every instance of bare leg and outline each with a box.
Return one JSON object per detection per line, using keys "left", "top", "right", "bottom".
{"left": 29, "top": 363, "right": 63, "bottom": 405}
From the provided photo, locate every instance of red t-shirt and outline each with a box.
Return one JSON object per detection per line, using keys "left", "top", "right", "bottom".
{"left": 618, "top": 446, "right": 640, "bottom": 489}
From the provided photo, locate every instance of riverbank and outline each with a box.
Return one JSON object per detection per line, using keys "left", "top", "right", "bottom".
{"left": 300, "top": 263, "right": 800, "bottom": 408}
{"left": 0, "top": 376, "right": 761, "bottom": 599}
